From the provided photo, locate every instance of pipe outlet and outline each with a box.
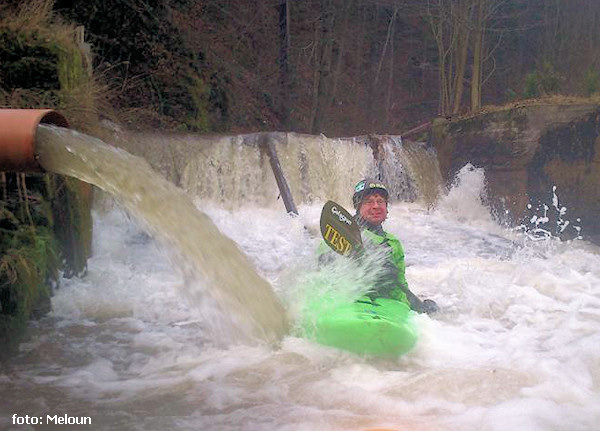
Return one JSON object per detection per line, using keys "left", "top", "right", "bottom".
{"left": 0, "top": 109, "right": 69, "bottom": 172}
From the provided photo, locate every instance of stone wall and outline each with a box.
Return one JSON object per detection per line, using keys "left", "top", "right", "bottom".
{"left": 432, "top": 102, "right": 600, "bottom": 241}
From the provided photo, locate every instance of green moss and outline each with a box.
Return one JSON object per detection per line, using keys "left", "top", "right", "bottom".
{"left": 50, "top": 175, "right": 93, "bottom": 277}
{"left": 523, "top": 62, "right": 562, "bottom": 99}
{"left": 583, "top": 68, "right": 600, "bottom": 96}
{"left": 0, "top": 224, "right": 57, "bottom": 338}
{"left": 0, "top": 173, "right": 93, "bottom": 342}
{"left": 0, "top": 5, "right": 96, "bottom": 343}
{"left": 185, "top": 74, "right": 211, "bottom": 131}
{"left": 56, "top": 44, "right": 86, "bottom": 92}
{"left": 1, "top": 10, "right": 99, "bottom": 129}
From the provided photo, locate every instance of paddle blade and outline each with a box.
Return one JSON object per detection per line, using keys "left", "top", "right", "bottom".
{"left": 320, "top": 200, "right": 362, "bottom": 256}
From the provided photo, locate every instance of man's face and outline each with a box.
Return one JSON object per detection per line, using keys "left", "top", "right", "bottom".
{"left": 358, "top": 192, "right": 387, "bottom": 225}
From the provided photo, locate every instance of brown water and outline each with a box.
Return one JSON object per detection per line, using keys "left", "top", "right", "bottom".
{"left": 35, "top": 125, "right": 288, "bottom": 344}
{"left": 2, "top": 128, "right": 599, "bottom": 430}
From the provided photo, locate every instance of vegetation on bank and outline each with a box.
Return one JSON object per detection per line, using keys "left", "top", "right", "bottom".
{"left": 0, "top": 0, "right": 112, "bottom": 133}
{"left": 0, "top": 175, "right": 58, "bottom": 337}
{"left": 0, "top": 1, "right": 93, "bottom": 342}
{"left": 47, "top": 0, "right": 600, "bottom": 136}
{"left": 3, "top": 0, "right": 600, "bottom": 136}
{"left": 0, "top": 173, "right": 92, "bottom": 342}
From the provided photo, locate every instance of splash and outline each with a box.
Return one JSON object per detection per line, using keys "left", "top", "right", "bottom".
{"left": 3, "top": 156, "right": 600, "bottom": 431}
{"left": 435, "top": 163, "right": 497, "bottom": 226}
{"left": 285, "top": 244, "right": 392, "bottom": 331}
{"left": 35, "top": 125, "right": 288, "bottom": 344}
{"left": 515, "top": 185, "right": 583, "bottom": 242}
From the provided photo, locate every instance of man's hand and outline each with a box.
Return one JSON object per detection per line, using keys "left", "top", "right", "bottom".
{"left": 421, "top": 299, "right": 439, "bottom": 314}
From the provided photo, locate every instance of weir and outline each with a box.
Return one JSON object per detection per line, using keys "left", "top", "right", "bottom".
{"left": 0, "top": 109, "right": 443, "bottom": 347}
{"left": 111, "top": 129, "right": 443, "bottom": 211}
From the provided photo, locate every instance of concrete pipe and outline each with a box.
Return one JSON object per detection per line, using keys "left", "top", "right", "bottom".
{"left": 0, "top": 109, "right": 69, "bottom": 172}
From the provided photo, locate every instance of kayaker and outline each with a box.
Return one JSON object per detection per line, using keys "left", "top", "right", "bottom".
{"left": 320, "top": 178, "right": 438, "bottom": 314}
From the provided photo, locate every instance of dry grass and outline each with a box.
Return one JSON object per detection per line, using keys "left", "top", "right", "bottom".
{"left": 0, "top": 0, "right": 118, "bottom": 135}
{"left": 0, "top": 0, "right": 73, "bottom": 47}
{"left": 0, "top": 88, "right": 60, "bottom": 109}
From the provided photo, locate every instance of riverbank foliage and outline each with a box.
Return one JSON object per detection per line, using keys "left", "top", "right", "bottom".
{"left": 0, "top": 173, "right": 92, "bottom": 342}
{"left": 2, "top": 0, "right": 600, "bottom": 136}
{"left": 0, "top": 0, "right": 112, "bottom": 133}
{"left": 0, "top": 1, "right": 94, "bottom": 342}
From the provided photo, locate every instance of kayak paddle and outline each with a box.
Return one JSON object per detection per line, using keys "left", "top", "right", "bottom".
{"left": 319, "top": 200, "right": 363, "bottom": 256}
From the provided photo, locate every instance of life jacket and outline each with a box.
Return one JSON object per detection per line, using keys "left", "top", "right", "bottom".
{"left": 361, "top": 228, "right": 410, "bottom": 305}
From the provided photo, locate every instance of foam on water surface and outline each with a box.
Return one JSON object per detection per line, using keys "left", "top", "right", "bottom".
{"left": 1, "top": 131, "right": 600, "bottom": 430}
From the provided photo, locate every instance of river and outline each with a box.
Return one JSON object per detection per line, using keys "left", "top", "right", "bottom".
{"left": 1, "top": 128, "right": 599, "bottom": 431}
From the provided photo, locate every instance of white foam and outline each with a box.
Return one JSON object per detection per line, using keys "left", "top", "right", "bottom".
{"left": 3, "top": 191, "right": 600, "bottom": 430}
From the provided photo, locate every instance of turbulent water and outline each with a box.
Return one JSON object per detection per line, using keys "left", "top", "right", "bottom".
{"left": 1, "top": 128, "right": 600, "bottom": 431}
{"left": 33, "top": 125, "right": 288, "bottom": 344}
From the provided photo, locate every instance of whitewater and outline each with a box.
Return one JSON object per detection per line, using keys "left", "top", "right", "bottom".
{"left": 1, "top": 137, "right": 600, "bottom": 431}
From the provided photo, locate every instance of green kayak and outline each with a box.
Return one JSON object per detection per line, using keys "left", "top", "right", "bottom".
{"left": 302, "top": 296, "right": 418, "bottom": 357}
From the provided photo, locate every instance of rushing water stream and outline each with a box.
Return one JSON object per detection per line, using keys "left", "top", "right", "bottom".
{"left": 33, "top": 126, "right": 288, "bottom": 345}
{"left": 1, "top": 126, "right": 600, "bottom": 430}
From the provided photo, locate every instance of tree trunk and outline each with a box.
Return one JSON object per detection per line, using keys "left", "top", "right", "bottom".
{"left": 375, "top": 7, "right": 398, "bottom": 86}
{"left": 426, "top": 0, "right": 453, "bottom": 116}
{"left": 278, "top": 0, "right": 291, "bottom": 128}
{"left": 452, "top": 0, "right": 471, "bottom": 114}
{"left": 385, "top": 7, "right": 397, "bottom": 126}
{"left": 309, "top": 9, "right": 322, "bottom": 133}
{"left": 353, "top": 3, "right": 367, "bottom": 126}
{"left": 330, "top": 0, "right": 352, "bottom": 110}
{"left": 470, "top": 0, "right": 484, "bottom": 112}
{"left": 311, "top": 0, "right": 335, "bottom": 134}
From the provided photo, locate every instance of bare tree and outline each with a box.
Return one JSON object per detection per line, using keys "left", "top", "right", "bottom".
{"left": 278, "top": 0, "right": 291, "bottom": 128}
{"left": 452, "top": 0, "right": 472, "bottom": 114}
{"left": 470, "top": 0, "right": 485, "bottom": 111}
{"left": 310, "top": 0, "right": 335, "bottom": 134}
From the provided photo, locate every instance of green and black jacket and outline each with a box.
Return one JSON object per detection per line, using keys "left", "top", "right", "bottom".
{"left": 317, "top": 221, "right": 426, "bottom": 311}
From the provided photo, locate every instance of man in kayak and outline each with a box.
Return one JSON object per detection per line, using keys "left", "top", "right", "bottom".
{"left": 320, "top": 178, "right": 438, "bottom": 314}
{"left": 352, "top": 178, "right": 438, "bottom": 314}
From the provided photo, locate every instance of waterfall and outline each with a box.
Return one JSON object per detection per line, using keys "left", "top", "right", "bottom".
{"left": 381, "top": 137, "right": 444, "bottom": 208}
{"left": 116, "top": 130, "right": 444, "bottom": 210}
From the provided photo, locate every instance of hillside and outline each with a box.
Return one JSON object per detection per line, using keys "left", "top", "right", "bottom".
{"left": 2, "top": 0, "right": 600, "bottom": 136}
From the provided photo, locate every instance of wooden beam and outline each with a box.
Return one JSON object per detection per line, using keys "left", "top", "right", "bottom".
{"left": 259, "top": 133, "right": 298, "bottom": 215}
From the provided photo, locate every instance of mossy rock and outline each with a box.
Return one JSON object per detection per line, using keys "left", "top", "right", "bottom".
{"left": 0, "top": 172, "right": 93, "bottom": 342}
{"left": 0, "top": 30, "right": 61, "bottom": 92}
